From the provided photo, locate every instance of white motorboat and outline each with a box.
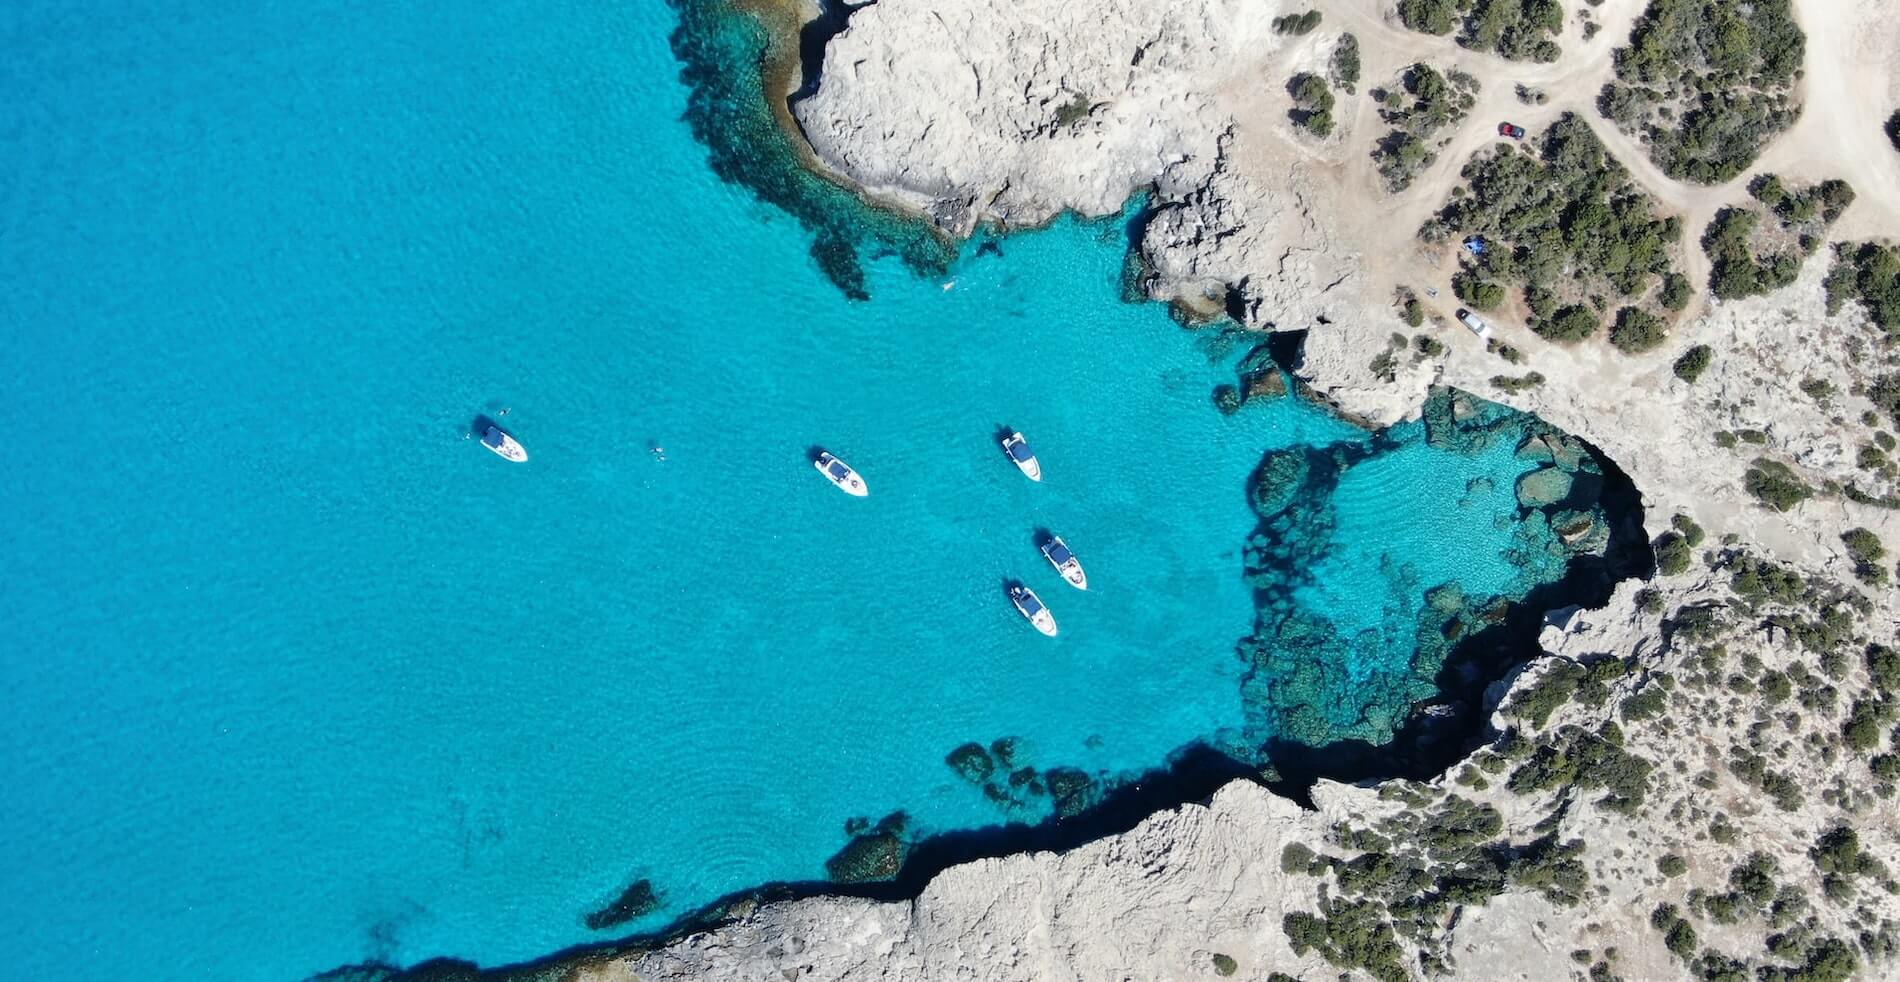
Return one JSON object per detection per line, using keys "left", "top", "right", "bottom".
{"left": 1008, "top": 584, "right": 1058, "bottom": 637}
{"left": 813, "top": 450, "right": 868, "bottom": 496}
{"left": 1000, "top": 430, "right": 1041, "bottom": 481}
{"left": 481, "top": 425, "right": 528, "bottom": 462}
{"left": 1040, "top": 536, "right": 1088, "bottom": 590}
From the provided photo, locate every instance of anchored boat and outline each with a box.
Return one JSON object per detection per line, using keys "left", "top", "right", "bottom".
{"left": 1040, "top": 536, "right": 1088, "bottom": 590}
{"left": 481, "top": 425, "right": 528, "bottom": 462}
{"left": 1000, "top": 430, "right": 1041, "bottom": 481}
{"left": 813, "top": 450, "right": 868, "bottom": 496}
{"left": 1008, "top": 583, "right": 1058, "bottom": 637}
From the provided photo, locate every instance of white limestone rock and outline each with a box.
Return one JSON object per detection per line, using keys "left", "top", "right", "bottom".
{"left": 793, "top": 0, "right": 1279, "bottom": 234}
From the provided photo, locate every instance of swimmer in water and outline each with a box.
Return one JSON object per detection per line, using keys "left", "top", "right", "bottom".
{"left": 650, "top": 445, "right": 666, "bottom": 461}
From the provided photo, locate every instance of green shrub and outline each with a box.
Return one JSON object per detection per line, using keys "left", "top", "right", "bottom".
{"left": 1672, "top": 513, "right": 1706, "bottom": 547}
{"left": 1621, "top": 685, "right": 1668, "bottom": 721}
{"left": 1273, "top": 9, "right": 1324, "bottom": 34}
{"left": 1456, "top": 272, "right": 1507, "bottom": 311}
{"left": 1655, "top": 532, "right": 1692, "bottom": 575}
{"left": 1660, "top": 272, "right": 1694, "bottom": 310}
{"left": 1875, "top": 373, "right": 1900, "bottom": 426}
{"left": 1491, "top": 371, "right": 1545, "bottom": 393}
{"left": 1211, "top": 952, "right": 1238, "bottom": 976}
{"left": 1372, "top": 64, "right": 1472, "bottom": 191}
{"left": 1827, "top": 244, "right": 1900, "bottom": 343}
{"left": 1811, "top": 826, "right": 1882, "bottom": 879}
{"left": 1703, "top": 207, "right": 1802, "bottom": 300}
{"left": 1842, "top": 528, "right": 1885, "bottom": 584}
{"left": 1504, "top": 834, "right": 1589, "bottom": 906}
{"left": 1397, "top": 0, "right": 1459, "bottom": 35}
{"left": 1610, "top": 306, "right": 1667, "bottom": 353}
{"left": 1289, "top": 73, "right": 1336, "bottom": 137}
{"left": 1744, "top": 458, "right": 1813, "bottom": 512}
{"left": 1281, "top": 898, "right": 1408, "bottom": 981}
{"left": 1659, "top": 853, "right": 1688, "bottom": 877}
{"left": 1508, "top": 724, "right": 1653, "bottom": 815}
{"left": 1401, "top": 0, "right": 1562, "bottom": 61}
{"left": 1330, "top": 33, "right": 1361, "bottom": 89}
{"left": 1843, "top": 698, "right": 1891, "bottom": 752}
{"left": 1673, "top": 344, "right": 1713, "bottom": 383}
{"left": 1510, "top": 661, "right": 1585, "bottom": 727}
{"left": 1401, "top": 295, "right": 1425, "bottom": 327}
{"left": 1536, "top": 304, "right": 1599, "bottom": 343}
{"left": 1460, "top": 0, "right": 1564, "bottom": 62}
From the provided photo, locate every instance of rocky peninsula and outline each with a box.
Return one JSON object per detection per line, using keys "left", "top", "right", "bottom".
{"left": 359, "top": 0, "right": 1900, "bottom": 978}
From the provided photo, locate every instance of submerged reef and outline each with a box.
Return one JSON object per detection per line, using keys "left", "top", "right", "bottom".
{"left": 937, "top": 737, "right": 1103, "bottom": 823}
{"left": 582, "top": 878, "right": 663, "bottom": 931}
{"left": 1242, "top": 386, "right": 1629, "bottom": 757}
{"left": 825, "top": 812, "right": 909, "bottom": 883}
{"left": 666, "top": 0, "right": 953, "bottom": 298}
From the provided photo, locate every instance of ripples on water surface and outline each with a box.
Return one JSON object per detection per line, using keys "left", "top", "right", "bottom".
{"left": 0, "top": 1, "right": 1608, "bottom": 978}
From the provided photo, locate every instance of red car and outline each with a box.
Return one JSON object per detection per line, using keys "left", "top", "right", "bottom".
{"left": 1498, "top": 121, "right": 1527, "bottom": 139}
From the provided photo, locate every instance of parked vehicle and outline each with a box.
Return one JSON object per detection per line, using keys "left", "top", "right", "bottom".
{"left": 1498, "top": 121, "right": 1527, "bottom": 139}
{"left": 1456, "top": 308, "right": 1493, "bottom": 340}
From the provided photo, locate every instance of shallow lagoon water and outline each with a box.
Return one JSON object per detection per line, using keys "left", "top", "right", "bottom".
{"left": 2, "top": 2, "right": 1598, "bottom": 979}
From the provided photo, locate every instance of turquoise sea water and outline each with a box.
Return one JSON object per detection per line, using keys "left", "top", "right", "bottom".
{"left": 0, "top": 2, "right": 1605, "bottom": 979}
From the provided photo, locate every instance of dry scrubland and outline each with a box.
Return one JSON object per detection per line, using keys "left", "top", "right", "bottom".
{"left": 506, "top": 0, "right": 1900, "bottom": 979}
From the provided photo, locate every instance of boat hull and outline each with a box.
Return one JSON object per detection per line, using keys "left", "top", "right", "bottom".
{"left": 1041, "top": 540, "right": 1088, "bottom": 590}
{"left": 813, "top": 453, "right": 868, "bottom": 496}
{"left": 1009, "top": 587, "right": 1058, "bottom": 636}
{"left": 1001, "top": 432, "right": 1041, "bottom": 481}
{"left": 482, "top": 428, "right": 528, "bottom": 462}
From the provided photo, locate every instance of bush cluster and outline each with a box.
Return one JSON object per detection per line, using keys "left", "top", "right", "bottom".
{"left": 1822, "top": 242, "right": 1900, "bottom": 343}
{"left": 1701, "top": 178, "right": 1854, "bottom": 301}
{"left": 1610, "top": 306, "right": 1667, "bottom": 353}
{"left": 1509, "top": 660, "right": 1584, "bottom": 727}
{"left": 1655, "top": 531, "right": 1692, "bottom": 575}
{"left": 1462, "top": 0, "right": 1563, "bottom": 62}
{"left": 1508, "top": 724, "right": 1653, "bottom": 816}
{"left": 1874, "top": 373, "right": 1900, "bottom": 427}
{"left": 1422, "top": 114, "right": 1682, "bottom": 339}
{"left": 1398, "top": 0, "right": 1562, "bottom": 62}
{"left": 1673, "top": 344, "right": 1713, "bottom": 383}
{"left": 1743, "top": 458, "right": 1813, "bottom": 512}
{"left": 1274, "top": 9, "right": 1323, "bottom": 34}
{"left": 1703, "top": 208, "right": 1800, "bottom": 300}
{"left": 1841, "top": 528, "right": 1888, "bottom": 586}
{"left": 1600, "top": 0, "right": 1805, "bottom": 183}
{"left": 1372, "top": 64, "right": 1476, "bottom": 191}
{"left": 1283, "top": 898, "right": 1408, "bottom": 982}
{"left": 1289, "top": 73, "right": 1336, "bottom": 137}
{"left": 1330, "top": 33, "right": 1361, "bottom": 91}
{"left": 1490, "top": 371, "right": 1545, "bottom": 393}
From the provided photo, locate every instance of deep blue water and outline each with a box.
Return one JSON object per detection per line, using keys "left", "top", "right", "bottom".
{"left": 0, "top": 2, "right": 1599, "bottom": 979}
